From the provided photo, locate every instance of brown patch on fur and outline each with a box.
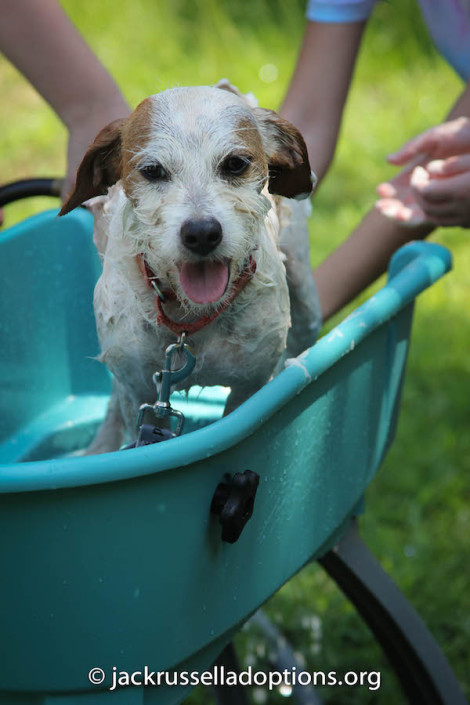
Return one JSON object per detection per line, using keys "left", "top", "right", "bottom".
{"left": 120, "top": 98, "right": 154, "bottom": 202}
{"left": 234, "top": 115, "right": 268, "bottom": 186}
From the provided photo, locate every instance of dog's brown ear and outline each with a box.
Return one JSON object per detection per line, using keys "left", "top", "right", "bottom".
{"left": 255, "top": 108, "right": 315, "bottom": 200}
{"left": 59, "top": 118, "right": 127, "bottom": 216}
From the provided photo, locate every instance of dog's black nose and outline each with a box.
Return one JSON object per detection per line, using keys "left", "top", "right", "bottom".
{"left": 180, "top": 218, "right": 222, "bottom": 256}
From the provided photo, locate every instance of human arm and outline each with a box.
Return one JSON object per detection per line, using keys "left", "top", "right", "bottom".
{"left": 314, "top": 85, "right": 470, "bottom": 321}
{"left": 280, "top": 20, "right": 366, "bottom": 184}
{"left": 313, "top": 210, "right": 433, "bottom": 320}
{"left": 0, "top": 0, "right": 131, "bottom": 198}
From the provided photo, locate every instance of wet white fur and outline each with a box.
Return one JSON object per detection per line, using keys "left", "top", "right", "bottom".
{"left": 87, "top": 85, "right": 319, "bottom": 452}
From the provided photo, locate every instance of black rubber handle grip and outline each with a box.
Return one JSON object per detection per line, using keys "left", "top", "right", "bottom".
{"left": 0, "top": 178, "right": 63, "bottom": 208}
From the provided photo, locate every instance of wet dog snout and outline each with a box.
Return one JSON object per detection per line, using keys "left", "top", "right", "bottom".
{"left": 180, "top": 218, "right": 222, "bottom": 256}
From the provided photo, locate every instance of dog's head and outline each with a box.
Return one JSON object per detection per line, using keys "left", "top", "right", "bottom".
{"left": 61, "top": 83, "right": 314, "bottom": 307}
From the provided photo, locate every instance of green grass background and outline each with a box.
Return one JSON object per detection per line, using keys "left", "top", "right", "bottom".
{"left": 1, "top": 0, "right": 468, "bottom": 702}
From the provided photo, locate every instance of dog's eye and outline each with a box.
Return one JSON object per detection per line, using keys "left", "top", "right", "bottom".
{"left": 222, "top": 155, "right": 251, "bottom": 177}
{"left": 140, "top": 163, "right": 168, "bottom": 182}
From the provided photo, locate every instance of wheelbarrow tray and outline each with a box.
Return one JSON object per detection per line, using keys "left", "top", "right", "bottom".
{"left": 0, "top": 209, "right": 451, "bottom": 703}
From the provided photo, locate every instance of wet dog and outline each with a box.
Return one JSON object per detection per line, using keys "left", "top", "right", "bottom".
{"left": 60, "top": 81, "right": 320, "bottom": 452}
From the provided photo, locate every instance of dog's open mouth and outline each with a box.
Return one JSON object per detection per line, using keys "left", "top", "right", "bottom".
{"left": 178, "top": 260, "right": 230, "bottom": 305}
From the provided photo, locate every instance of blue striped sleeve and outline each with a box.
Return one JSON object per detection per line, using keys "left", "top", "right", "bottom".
{"left": 306, "top": 0, "right": 377, "bottom": 23}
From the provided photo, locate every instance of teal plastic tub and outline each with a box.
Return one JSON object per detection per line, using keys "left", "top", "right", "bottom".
{"left": 0, "top": 209, "right": 451, "bottom": 704}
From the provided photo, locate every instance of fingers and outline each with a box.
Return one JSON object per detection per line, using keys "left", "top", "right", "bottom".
{"left": 426, "top": 154, "right": 470, "bottom": 178}
{"left": 377, "top": 159, "right": 422, "bottom": 197}
{"left": 415, "top": 199, "right": 458, "bottom": 218}
{"left": 387, "top": 117, "right": 470, "bottom": 166}
{"left": 375, "top": 195, "right": 468, "bottom": 227}
{"left": 376, "top": 164, "right": 425, "bottom": 223}
{"left": 376, "top": 181, "right": 396, "bottom": 198}
{"left": 430, "top": 213, "right": 470, "bottom": 228}
{"left": 377, "top": 183, "right": 417, "bottom": 207}
{"left": 377, "top": 169, "right": 470, "bottom": 228}
{"left": 375, "top": 198, "right": 430, "bottom": 226}
{"left": 414, "top": 169, "right": 470, "bottom": 202}
{"left": 387, "top": 135, "right": 435, "bottom": 166}
{"left": 375, "top": 197, "right": 469, "bottom": 228}
{"left": 409, "top": 165, "right": 430, "bottom": 188}
{"left": 415, "top": 191, "right": 470, "bottom": 225}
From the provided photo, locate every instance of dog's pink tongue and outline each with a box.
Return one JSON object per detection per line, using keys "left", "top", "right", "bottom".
{"left": 179, "top": 261, "right": 229, "bottom": 304}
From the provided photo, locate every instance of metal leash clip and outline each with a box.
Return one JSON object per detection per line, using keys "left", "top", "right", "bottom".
{"left": 150, "top": 279, "right": 166, "bottom": 302}
{"left": 135, "top": 333, "right": 196, "bottom": 442}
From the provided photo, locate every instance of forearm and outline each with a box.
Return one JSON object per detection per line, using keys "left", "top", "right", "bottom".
{"left": 0, "top": 0, "right": 129, "bottom": 129}
{"left": 314, "top": 209, "right": 434, "bottom": 321}
{"left": 446, "top": 81, "right": 470, "bottom": 120}
{"left": 280, "top": 21, "right": 366, "bottom": 183}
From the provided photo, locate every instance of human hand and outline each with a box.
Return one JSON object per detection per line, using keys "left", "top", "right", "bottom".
{"left": 376, "top": 117, "right": 470, "bottom": 228}
{"left": 375, "top": 156, "right": 433, "bottom": 226}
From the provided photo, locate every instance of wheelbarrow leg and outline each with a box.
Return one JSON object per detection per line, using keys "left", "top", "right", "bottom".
{"left": 318, "top": 520, "right": 467, "bottom": 705}
{"left": 211, "top": 642, "right": 250, "bottom": 705}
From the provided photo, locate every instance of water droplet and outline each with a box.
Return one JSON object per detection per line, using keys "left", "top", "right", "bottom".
{"left": 255, "top": 643, "right": 266, "bottom": 658}
{"left": 245, "top": 653, "right": 256, "bottom": 667}
{"left": 252, "top": 687, "right": 267, "bottom": 703}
